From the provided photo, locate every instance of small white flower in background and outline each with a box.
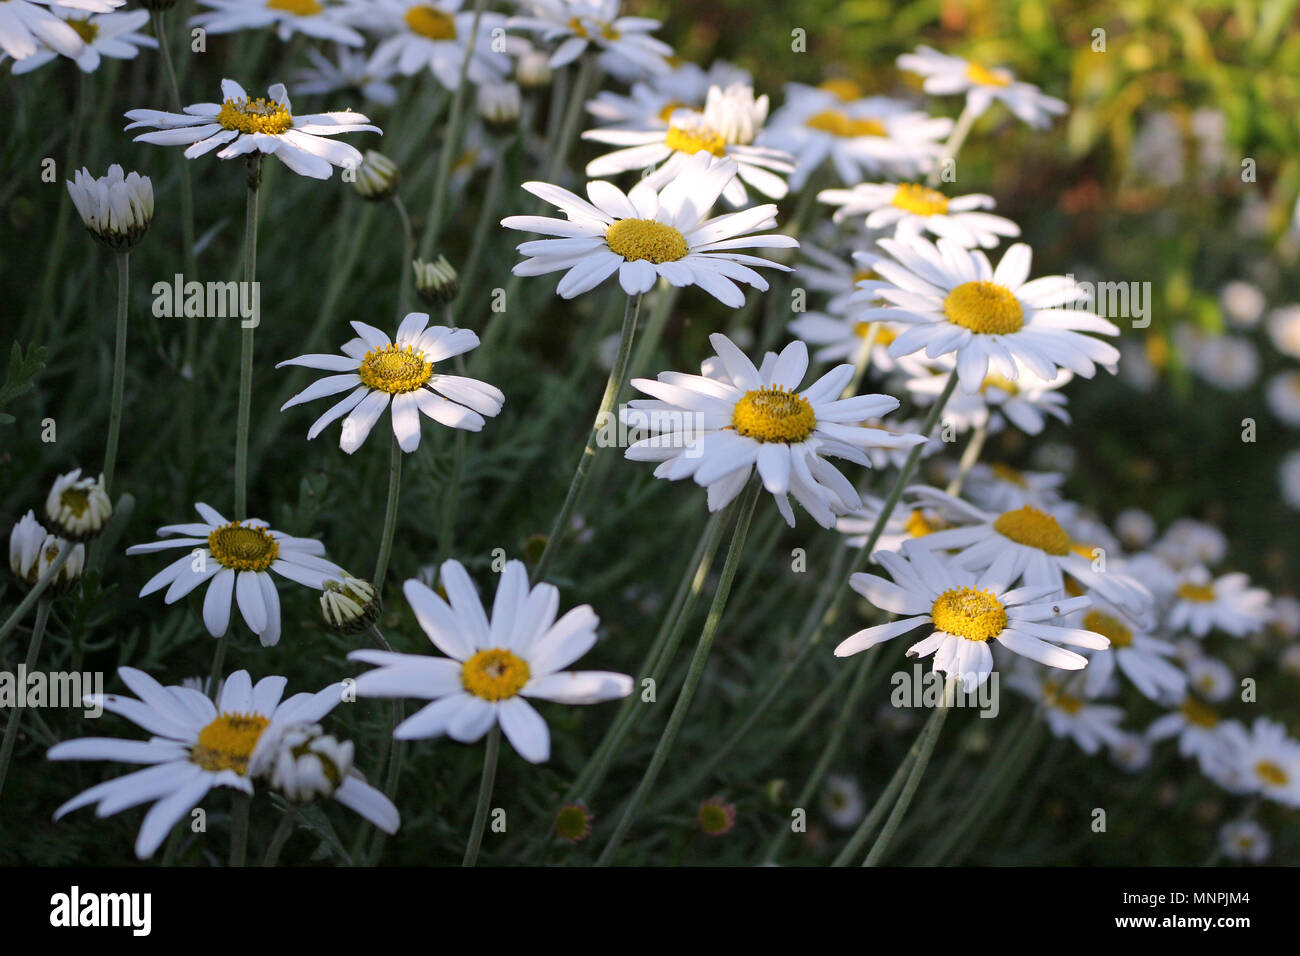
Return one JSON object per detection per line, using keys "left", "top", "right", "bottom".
{"left": 1114, "top": 508, "right": 1156, "bottom": 551}
{"left": 277, "top": 312, "right": 503, "bottom": 454}
{"left": 896, "top": 45, "right": 1067, "bottom": 129}
{"left": 1215, "top": 718, "right": 1300, "bottom": 807}
{"left": 1218, "top": 820, "right": 1270, "bottom": 863}
{"left": 585, "top": 59, "right": 751, "bottom": 130}
{"left": 48, "top": 668, "right": 354, "bottom": 858}
{"left": 126, "top": 502, "right": 346, "bottom": 646}
{"left": 1154, "top": 517, "right": 1227, "bottom": 569}
{"left": 904, "top": 358, "right": 1073, "bottom": 436}
{"left": 513, "top": 39, "right": 552, "bottom": 87}
{"left": 1271, "top": 595, "right": 1300, "bottom": 640}
{"left": 583, "top": 83, "right": 795, "bottom": 207}
{"left": 1218, "top": 280, "right": 1265, "bottom": 328}
{"left": 817, "top": 182, "right": 1020, "bottom": 250}
{"left": 1108, "top": 732, "right": 1151, "bottom": 773}
{"left": 1185, "top": 655, "right": 1233, "bottom": 703}
{"left": 1008, "top": 671, "right": 1126, "bottom": 755}
{"left": 1146, "top": 692, "right": 1228, "bottom": 777}
{"left": 836, "top": 541, "right": 1109, "bottom": 692}
{"left": 1076, "top": 600, "right": 1185, "bottom": 703}
{"left": 125, "top": 78, "right": 380, "bottom": 180}
{"left": 9, "top": 510, "right": 85, "bottom": 589}
{"left": 959, "top": 462, "right": 1065, "bottom": 513}
{"left": 350, "top": 149, "right": 399, "bottom": 202}
{"left": 320, "top": 574, "right": 380, "bottom": 633}
{"left": 820, "top": 774, "right": 864, "bottom": 829}
{"left": 1266, "top": 304, "right": 1300, "bottom": 359}
{"left": 623, "top": 334, "right": 926, "bottom": 528}
{"left": 1167, "top": 566, "right": 1272, "bottom": 639}
{"left": 509, "top": 0, "right": 672, "bottom": 80}
{"left": 365, "top": 0, "right": 509, "bottom": 89}
{"left": 44, "top": 468, "right": 111, "bottom": 541}
{"left": 9, "top": 7, "right": 154, "bottom": 74}
{"left": 835, "top": 496, "right": 949, "bottom": 555}
{"left": 1265, "top": 371, "right": 1300, "bottom": 426}
{"left": 191, "top": 0, "right": 365, "bottom": 46}
{"left": 502, "top": 153, "right": 798, "bottom": 306}
{"left": 66, "top": 165, "right": 153, "bottom": 251}
{"left": 870, "top": 235, "right": 1120, "bottom": 394}
{"left": 1189, "top": 334, "right": 1259, "bottom": 392}
{"left": 291, "top": 44, "right": 399, "bottom": 107}
{"left": 347, "top": 560, "right": 634, "bottom": 764}
{"left": 1279, "top": 449, "right": 1300, "bottom": 511}
{"left": 476, "top": 80, "right": 521, "bottom": 132}
{"left": 0, "top": 0, "right": 123, "bottom": 62}
{"left": 1279, "top": 643, "right": 1300, "bottom": 676}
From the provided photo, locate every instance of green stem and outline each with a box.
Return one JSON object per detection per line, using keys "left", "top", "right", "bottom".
{"left": 393, "top": 194, "right": 415, "bottom": 319}
{"left": 262, "top": 807, "right": 297, "bottom": 866}
{"left": 928, "top": 100, "right": 978, "bottom": 188}
{"left": 372, "top": 432, "right": 403, "bottom": 593}
{"left": 595, "top": 478, "right": 762, "bottom": 865}
{"left": 0, "top": 600, "right": 52, "bottom": 798}
{"left": 541, "top": 54, "right": 600, "bottom": 188}
{"left": 206, "top": 635, "right": 227, "bottom": 702}
{"left": 462, "top": 724, "right": 500, "bottom": 866}
{"left": 945, "top": 423, "right": 987, "bottom": 496}
{"left": 233, "top": 155, "right": 261, "bottom": 520}
{"left": 103, "top": 252, "right": 130, "bottom": 495}
{"left": 229, "top": 791, "right": 250, "bottom": 867}
{"left": 0, "top": 541, "right": 72, "bottom": 645}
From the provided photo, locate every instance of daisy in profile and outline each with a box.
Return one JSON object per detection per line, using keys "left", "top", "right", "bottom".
{"left": 835, "top": 541, "right": 1108, "bottom": 691}
{"left": 760, "top": 83, "right": 952, "bottom": 190}
{"left": 583, "top": 83, "right": 795, "bottom": 206}
{"left": 623, "top": 334, "right": 925, "bottom": 528}
{"left": 48, "top": 668, "right": 396, "bottom": 859}
{"left": 277, "top": 312, "right": 503, "bottom": 454}
{"left": 1215, "top": 718, "right": 1300, "bottom": 807}
{"left": 1167, "top": 566, "right": 1272, "bottom": 638}
{"left": 502, "top": 153, "right": 798, "bottom": 306}
{"left": 585, "top": 59, "right": 751, "bottom": 129}
{"left": 191, "top": 0, "right": 365, "bottom": 46}
{"left": 0, "top": 0, "right": 122, "bottom": 62}
{"left": 896, "top": 46, "right": 1067, "bottom": 129}
{"left": 8, "top": 7, "right": 153, "bottom": 73}
{"left": 126, "top": 503, "right": 345, "bottom": 646}
{"left": 818, "top": 182, "right": 1020, "bottom": 249}
{"left": 347, "top": 560, "right": 634, "bottom": 764}
{"left": 364, "top": 0, "right": 509, "bottom": 87}
{"left": 9, "top": 509, "right": 85, "bottom": 591}
{"left": 905, "top": 359, "right": 1073, "bottom": 436}
{"left": 871, "top": 235, "right": 1120, "bottom": 392}
{"left": 1076, "top": 600, "right": 1185, "bottom": 702}
{"left": 1007, "top": 670, "right": 1126, "bottom": 755}
{"left": 509, "top": 0, "right": 672, "bottom": 78}
{"left": 124, "top": 79, "right": 379, "bottom": 179}
{"left": 835, "top": 496, "right": 951, "bottom": 554}
{"left": 291, "top": 45, "right": 400, "bottom": 106}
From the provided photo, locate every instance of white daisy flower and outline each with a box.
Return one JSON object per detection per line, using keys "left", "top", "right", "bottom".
{"left": 291, "top": 44, "right": 399, "bottom": 107}
{"left": 1189, "top": 334, "right": 1259, "bottom": 391}
{"left": 1167, "top": 566, "right": 1272, "bottom": 639}
{"left": 44, "top": 468, "right": 112, "bottom": 541}
{"left": 896, "top": 45, "right": 1067, "bottom": 129}
{"left": 124, "top": 78, "right": 380, "bottom": 180}
{"left": 1108, "top": 732, "right": 1151, "bottom": 773}
{"left": 47, "top": 668, "right": 394, "bottom": 859}
{"left": 835, "top": 497, "right": 951, "bottom": 555}
{"left": 1266, "top": 304, "right": 1300, "bottom": 359}
{"left": 788, "top": 310, "right": 907, "bottom": 370}
{"left": 1272, "top": 595, "right": 1300, "bottom": 641}
{"left": 9, "top": 7, "right": 153, "bottom": 73}
{"left": 347, "top": 559, "right": 634, "bottom": 764}
{"left": 870, "top": 234, "right": 1120, "bottom": 393}
{"left": 793, "top": 241, "right": 889, "bottom": 317}
{"left": 501, "top": 153, "right": 798, "bottom": 306}
{"left": 1114, "top": 507, "right": 1157, "bottom": 551}
{"left": 835, "top": 540, "right": 1109, "bottom": 691}
{"left": 622, "top": 334, "right": 926, "bottom": 528}
{"left": 277, "top": 311, "right": 503, "bottom": 455}
{"left": 1075, "top": 600, "right": 1185, "bottom": 702}
{"left": 364, "top": 0, "right": 509, "bottom": 89}
{"left": 1146, "top": 693, "right": 1229, "bottom": 775}
{"left": 1008, "top": 670, "right": 1126, "bottom": 755}
{"left": 509, "top": 0, "right": 672, "bottom": 79}
{"left": 9, "top": 509, "right": 85, "bottom": 589}
{"left": 583, "top": 83, "right": 795, "bottom": 206}
{"left": 1154, "top": 518, "right": 1227, "bottom": 569}
{"left": 1219, "top": 820, "right": 1270, "bottom": 862}
{"left": 959, "top": 462, "right": 1065, "bottom": 513}
{"left": 585, "top": 59, "right": 751, "bottom": 130}
{"left": 1281, "top": 449, "right": 1300, "bottom": 511}
{"left": 818, "top": 182, "right": 1020, "bottom": 250}
{"left": 759, "top": 82, "right": 952, "bottom": 190}
{"left": 1265, "top": 370, "right": 1300, "bottom": 426}
{"left": 820, "top": 774, "right": 864, "bottom": 829}
{"left": 1185, "top": 655, "right": 1234, "bottom": 703}
{"left": 125, "top": 503, "right": 345, "bottom": 646}
{"left": 0, "top": 0, "right": 122, "bottom": 63}
{"left": 905, "top": 358, "right": 1073, "bottom": 435}
{"left": 191, "top": 0, "right": 365, "bottom": 46}
{"left": 1215, "top": 718, "right": 1300, "bottom": 807}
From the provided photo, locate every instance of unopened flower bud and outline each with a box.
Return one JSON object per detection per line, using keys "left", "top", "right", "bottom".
{"left": 413, "top": 255, "right": 459, "bottom": 304}
{"left": 351, "top": 150, "right": 400, "bottom": 202}
{"left": 251, "top": 722, "right": 354, "bottom": 802}
{"left": 44, "top": 469, "right": 111, "bottom": 541}
{"left": 9, "top": 511, "right": 84, "bottom": 593}
{"left": 516, "top": 49, "right": 552, "bottom": 89}
{"left": 67, "top": 165, "right": 153, "bottom": 252}
{"left": 320, "top": 575, "right": 380, "bottom": 633}
{"left": 476, "top": 82, "right": 521, "bottom": 134}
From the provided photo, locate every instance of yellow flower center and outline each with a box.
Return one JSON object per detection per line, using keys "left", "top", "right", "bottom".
{"left": 943, "top": 281, "right": 1024, "bottom": 335}
{"left": 191, "top": 713, "right": 270, "bottom": 774}
{"left": 217, "top": 97, "right": 293, "bottom": 135}
{"left": 207, "top": 522, "right": 280, "bottom": 572}
{"left": 1043, "top": 681, "right": 1084, "bottom": 714}
{"left": 266, "top": 0, "right": 321, "bottom": 14}
{"left": 1179, "top": 696, "right": 1219, "bottom": 728}
{"left": 993, "top": 505, "right": 1070, "bottom": 556}
{"left": 1177, "top": 582, "right": 1216, "bottom": 603}
{"left": 805, "top": 110, "right": 886, "bottom": 138}
{"left": 853, "top": 322, "right": 896, "bottom": 345}
{"left": 358, "top": 344, "right": 433, "bottom": 394}
{"left": 851, "top": 267, "right": 878, "bottom": 283}
{"left": 664, "top": 122, "right": 727, "bottom": 157}
{"left": 59, "top": 487, "right": 91, "bottom": 516}
{"left": 554, "top": 803, "right": 592, "bottom": 842}
{"left": 981, "top": 373, "right": 1021, "bottom": 396}
{"left": 461, "top": 648, "right": 531, "bottom": 701}
{"left": 904, "top": 508, "right": 948, "bottom": 538}
{"left": 405, "top": 4, "right": 456, "bottom": 39}
{"left": 966, "top": 62, "right": 1011, "bottom": 87}
{"left": 731, "top": 386, "right": 817, "bottom": 443}
{"left": 931, "top": 586, "right": 1007, "bottom": 642}
{"left": 1255, "top": 760, "right": 1289, "bottom": 787}
{"left": 891, "top": 183, "right": 950, "bottom": 216}
{"left": 605, "top": 218, "right": 689, "bottom": 264}
{"left": 656, "top": 99, "right": 686, "bottom": 123}
{"left": 990, "top": 462, "right": 1026, "bottom": 487}
{"left": 567, "top": 16, "right": 617, "bottom": 39}
{"left": 1084, "top": 610, "right": 1132, "bottom": 648}
{"left": 67, "top": 17, "right": 99, "bottom": 43}
{"left": 818, "top": 78, "right": 864, "bottom": 101}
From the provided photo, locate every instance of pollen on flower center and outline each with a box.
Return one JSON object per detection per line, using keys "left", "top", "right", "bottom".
{"left": 891, "top": 183, "right": 950, "bottom": 216}
{"left": 59, "top": 488, "right": 91, "bottom": 517}
{"left": 966, "top": 62, "right": 1011, "bottom": 87}
{"left": 191, "top": 713, "right": 270, "bottom": 774}
{"left": 656, "top": 99, "right": 686, "bottom": 123}
{"left": 67, "top": 17, "right": 98, "bottom": 43}
{"left": 818, "top": 78, "right": 865, "bottom": 101}
{"left": 1084, "top": 610, "right": 1131, "bottom": 648}
{"left": 905, "top": 508, "right": 948, "bottom": 538}
{"left": 931, "top": 586, "right": 1007, "bottom": 642}
{"left": 358, "top": 344, "right": 434, "bottom": 393}
{"left": 1177, "top": 582, "right": 1217, "bottom": 603}
{"left": 1179, "top": 696, "right": 1219, "bottom": 728}
{"left": 805, "top": 110, "right": 886, "bottom": 138}
{"left": 944, "top": 281, "right": 1024, "bottom": 334}
{"left": 993, "top": 505, "right": 1070, "bottom": 555}
{"left": 731, "top": 386, "right": 817, "bottom": 443}
{"left": 405, "top": 4, "right": 456, "bottom": 38}
{"left": 605, "top": 218, "right": 689, "bottom": 263}
{"left": 1043, "top": 681, "right": 1083, "bottom": 714}
{"left": 1255, "top": 760, "right": 1289, "bottom": 786}
{"left": 665, "top": 122, "right": 727, "bottom": 157}
{"left": 217, "top": 97, "right": 294, "bottom": 135}
{"left": 207, "top": 522, "right": 280, "bottom": 572}
{"left": 267, "top": 0, "right": 322, "bottom": 14}
{"left": 461, "top": 648, "right": 530, "bottom": 701}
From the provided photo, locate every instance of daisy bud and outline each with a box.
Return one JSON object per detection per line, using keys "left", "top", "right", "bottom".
{"left": 351, "top": 150, "right": 400, "bottom": 203}
{"left": 44, "top": 469, "right": 112, "bottom": 542}
{"left": 697, "top": 796, "right": 736, "bottom": 836}
{"left": 554, "top": 802, "right": 593, "bottom": 844}
{"left": 320, "top": 575, "right": 380, "bottom": 634}
{"left": 476, "top": 82, "right": 521, "bottom": 135}
{"left": 252, "top": 722, "right": 354, "bottom": 802}
{"left": 516, "top": 49, "right": 552, "bottom": 89}
{"left": 66, "top": 165, "right": 153, "bottom": 252}
{"left": 9, "top": 511, "right": 84, "bottom": 593}
{"left": 412, "top": 255, "right": 459, "bottom": 304}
